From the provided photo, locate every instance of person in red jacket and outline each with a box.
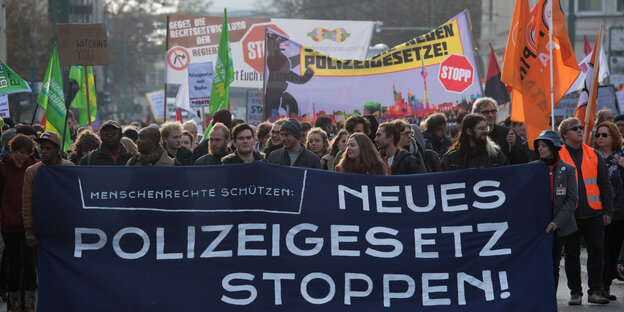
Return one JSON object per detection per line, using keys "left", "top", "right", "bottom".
{"left": 0, "top": 134, "right": 38, "bottom": 312}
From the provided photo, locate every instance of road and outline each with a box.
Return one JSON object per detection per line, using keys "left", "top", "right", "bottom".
{"left": 0, "top": 249, "right": 619, "bottom": 311}
{"left": 557, "top": 250, "right": 624, "bottom": 311}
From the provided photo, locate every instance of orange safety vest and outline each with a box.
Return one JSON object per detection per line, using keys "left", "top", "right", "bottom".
{"left": 559, "top": 144, "right": 603, "bottom": 210}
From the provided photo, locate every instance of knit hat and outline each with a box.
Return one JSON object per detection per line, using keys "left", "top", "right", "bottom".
{"left": 16, "top": 125, "right": 37, "bottom": 136}
{"left": 280, "top": 118, "right": 302, "bottom": 139}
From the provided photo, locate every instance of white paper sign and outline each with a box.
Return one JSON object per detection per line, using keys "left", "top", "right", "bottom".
{"left": 145, "top": 90, "right": 165, "bottom": 122}
{"left": 246, "top": 90, "right": 263, "bottom": 126}
{"left": 0, "top": 95, "right": 9, "bottom": 118}
{"left": 187, "top": 62, "right": 213, "bottom": 108}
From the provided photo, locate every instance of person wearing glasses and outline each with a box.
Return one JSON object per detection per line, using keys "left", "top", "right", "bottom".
{"left": 440, "top": 113, "right": 508, "bottom": 171}
{"left": 558, "top": 117, "right": 614, "bottom": 305}
{"left": 592, "top": 121, "right": 624, "bottom": 301}
{"left": 472, "top": 97, "right": 530, "bottom": 164}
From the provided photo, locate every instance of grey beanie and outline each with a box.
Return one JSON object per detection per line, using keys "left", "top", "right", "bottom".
{"left": 280, "top": 118, "right": 302, "bottom": 139}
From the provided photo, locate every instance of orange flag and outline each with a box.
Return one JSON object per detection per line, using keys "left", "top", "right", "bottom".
{"left": 501, "top": 0, "right": 579, "bottom": 148}
{"left": 574, "top": 21, "right": 604, "bottom": 144}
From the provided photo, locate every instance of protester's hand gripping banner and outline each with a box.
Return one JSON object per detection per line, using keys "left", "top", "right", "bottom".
{"left": 33, "top": 163, "right": 556, "bottom": 311}
{"left": 262, "top": 10, "right": 482, "bottom": 122}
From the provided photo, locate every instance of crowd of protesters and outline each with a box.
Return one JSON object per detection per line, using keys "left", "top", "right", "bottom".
{"left": 0, "top": 96, "right": 623, "bottom": 309}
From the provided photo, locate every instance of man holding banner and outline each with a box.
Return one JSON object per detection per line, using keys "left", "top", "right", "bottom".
{"left": 23, "top": 132, "right": 74, "bottom": 248}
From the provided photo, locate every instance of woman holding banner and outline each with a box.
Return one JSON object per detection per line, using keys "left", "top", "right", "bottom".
{"left": 533, "top": 130, "right": 578, "bottom": 291}
{"left": 335, "top": 133, "right": 386, "bottom": 175}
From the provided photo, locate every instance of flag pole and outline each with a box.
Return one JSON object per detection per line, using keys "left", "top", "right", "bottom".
{"left": 583, "top": 20, "right": 604, "bottom": 143}
{"left": 83, "top": 66, "right": 92, "bottom": 128}
{"left": 549, "top": 1, "right": 555, "bottom": 131}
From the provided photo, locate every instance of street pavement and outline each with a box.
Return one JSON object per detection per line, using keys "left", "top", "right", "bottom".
{"left": 557, "top": 249, "right": 624, "bottom": 311}
{"left": 0, "top": 249, "right": 618, "bottom": 311}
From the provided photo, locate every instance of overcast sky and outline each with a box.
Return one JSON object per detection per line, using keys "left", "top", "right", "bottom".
{"left": 211, "top": 0, "right": 267, "bottom": 12}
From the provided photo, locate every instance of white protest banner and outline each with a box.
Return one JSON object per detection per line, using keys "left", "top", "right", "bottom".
{"left": 166, "top": 15, "right": 374, "bottom": 88}
{"left": 187, "top": 62, "right": 213, "bottom": 108}
{"left": 246, "top": 90, "right": 263, "bottom": 126}
{"left": 145, "top": 90, "right": 165, "bottom": 122}
{"left": 0, "top": 95, "right": 9, "bottom": 118}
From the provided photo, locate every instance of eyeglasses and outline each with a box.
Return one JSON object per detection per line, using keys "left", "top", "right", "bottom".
{"left": 595, "top": 132, "right": 609, "bottom": 138}
{"left": 568, "top": 126, "right": 584, "bottom": 132}
{"left": 476, "top": 125, "right": 491, "bottom": 131}
{"left": 479, "top": 109, "right": 498, "bottom": 115}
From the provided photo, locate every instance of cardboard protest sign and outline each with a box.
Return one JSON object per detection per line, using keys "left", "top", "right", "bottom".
{"left": 57, "top": 23, "right": 109, "bottom": 66}
{"left": 262, "top": 11, "right": 482, "bottom": 122}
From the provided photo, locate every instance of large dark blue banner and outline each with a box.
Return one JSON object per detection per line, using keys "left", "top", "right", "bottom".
{"left": 33, "top": 162, "right": 556, "bottom": 311}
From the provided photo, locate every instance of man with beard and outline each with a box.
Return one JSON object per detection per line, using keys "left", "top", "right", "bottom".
{"left": 267, "top": 118, "right": 321, "bottom": 169}
{"left": 222, "top": 124, "right": 265, "bottom": 164}
{"left": 195, "top": 123, "right": 230, "bottom": 165}
{"left": 79, "top": 120, "right": 133, "bottom": 166}
{"left": 161, "top": 122, "right": 193, "bottom": 165}
{"left": 127, "top": 126, "right": 177, "bottom": 166}
{"left": 374, "top": 122, "right": 425, "bottom": 175}
{"left": 472, "top": 97, "right": 530, "bottom": 164}
{"left": 440, "top": 113, "right": 508, "bottom": 170}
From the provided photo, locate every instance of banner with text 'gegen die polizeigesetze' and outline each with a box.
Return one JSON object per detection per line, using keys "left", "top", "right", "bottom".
{"left": 33, "top": 163, "right": 555, "bottom": 311}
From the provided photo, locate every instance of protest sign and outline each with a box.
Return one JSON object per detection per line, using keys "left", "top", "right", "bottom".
{"left": 145, "top": 89, "right": 165, "bottom": 122}
{"left": 34, "top": 163, "right": 555, "bottom": 311}
{"left": 187, "top": 62, "right": 214, "bottom": 108}
{"left": 166, "top": 15, "right": 375, "bottom": 88}
{"left": 0, "top": 95, "right": 9, "bottom": 118}
{"left": 246, "top": 89, "right": 263, "bottom": 125}
{"left": 57, "top": 23, "right": 109, "bottom": 66}
{"left": 555, "top": 85, "right": 619, "bottom": 117}
{"left": 618, "top": 90, "right": 624, "bottom": 113}
{"left": 262, "top": 11, "right": 482, "bottom": 122}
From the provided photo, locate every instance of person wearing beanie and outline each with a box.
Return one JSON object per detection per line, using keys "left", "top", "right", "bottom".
{"left": 534, "top": 130, "right": 578, "bottom": 295}
{"left": 267, "top": 119, "right": 321, "bottom": 169}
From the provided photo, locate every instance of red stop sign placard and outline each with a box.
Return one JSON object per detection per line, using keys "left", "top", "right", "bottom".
{"left": 242, "top": 24, "right": 288, "bottom": 73}
{"left": 438, "top": 54, "right": 474, "bottom": 93}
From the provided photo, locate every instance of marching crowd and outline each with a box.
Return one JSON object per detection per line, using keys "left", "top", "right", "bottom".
{"left": 0, "top": 96, "right": 623, "bottom": 309}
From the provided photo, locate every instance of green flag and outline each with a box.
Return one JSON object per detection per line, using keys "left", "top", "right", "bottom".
{"left": 0, "top": 60, "right": 32, "bottom": 95}
{"left": 204, "top": 9, "right": 234, "bottom": 138}
{"left": 38, "top": 44, "right": 71, "bottom": 152}
{"left": 69, "top": 65, "right": 97, "bottom": 126}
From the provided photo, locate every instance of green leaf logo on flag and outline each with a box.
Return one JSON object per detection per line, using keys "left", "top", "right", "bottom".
{"left": 0, "top": 61, "right": 32, "bottom": 95}
{"left": 38, "top": 44, "right": 71, "bottom": 152}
